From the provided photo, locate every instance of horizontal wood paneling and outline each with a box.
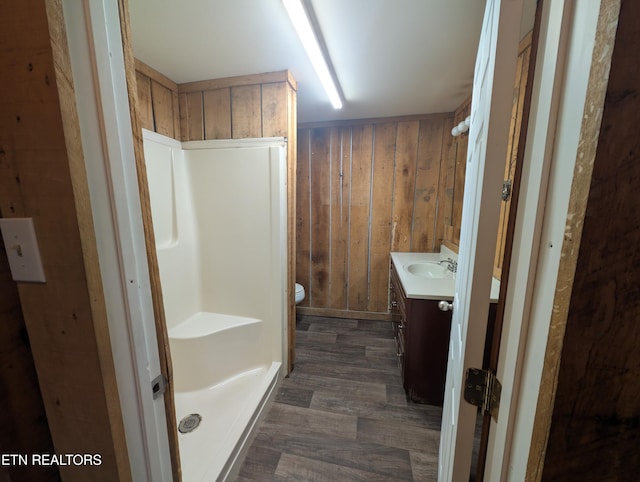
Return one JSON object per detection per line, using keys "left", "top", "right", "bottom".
{"left": 297, "top": 115, "right": 454, "bottom": 315}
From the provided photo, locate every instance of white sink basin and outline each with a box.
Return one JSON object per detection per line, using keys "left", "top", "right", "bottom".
{"left": 404, "top": 261, "right": 449, "bottom": 279}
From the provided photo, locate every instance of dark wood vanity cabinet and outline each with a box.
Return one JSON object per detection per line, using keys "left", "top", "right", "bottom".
{"left": 390, "top": 262, "right": 451, "bottom": 405}
{"left": 390, "top": 260, "right": 498, "bottom": 406}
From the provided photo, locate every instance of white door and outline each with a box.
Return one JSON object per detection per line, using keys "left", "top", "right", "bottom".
{"left": 439, "top": 0, "right": 523, "bottom": 480}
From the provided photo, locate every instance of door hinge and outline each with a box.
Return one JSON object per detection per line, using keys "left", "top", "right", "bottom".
{"left": 464, "top": 368, "right": 502, "bottom": 421}
{"left": 151, "top": 374, "right": 168, "bottom": 400}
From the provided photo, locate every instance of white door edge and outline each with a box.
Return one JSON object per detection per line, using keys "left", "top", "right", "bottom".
{"left": 62, "top": 1, "right": 172, "bottom": 481}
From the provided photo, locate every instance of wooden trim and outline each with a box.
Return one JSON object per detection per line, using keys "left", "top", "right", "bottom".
{"left": 119, "top": 1, "right": 182, "bottom": 480}
{"left": 454, "top": 96, "right": 472, "bottom": 117}
{"left": 47, "top": 0, "right": 135, "bottom": 474}
{"left": 441, "top": 239, "right": 459, "bottom": 253}
{"left": 527, "top": 0, "right": 621, "bottom": 479}
{"left": 178, "top": 70, "right": 295, "bottom": 93}
{"left": 134, "top": 58, "right": 178, "bottom": 92}
{"left": 299, "top": 111, "right": 453, "bottom": 130}
{"left": 476, "top": 2, "right": 542, "bottom": 480}
{"left": 296, "top": 306, "right": 392, "bottom": 322}
{"left": 519, "top": 30, "right": 534, "bottom": 55}
{"left": 287, "top": 85, "right": 297, "bottom": 373}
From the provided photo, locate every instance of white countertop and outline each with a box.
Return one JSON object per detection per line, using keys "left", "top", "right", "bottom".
{"left": 390, "top": 251, "right": 500, "bottom": 303}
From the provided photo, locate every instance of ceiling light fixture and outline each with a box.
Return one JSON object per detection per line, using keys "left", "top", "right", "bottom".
{"left": 283, "top": 0, "right": 343, "bottom": 109}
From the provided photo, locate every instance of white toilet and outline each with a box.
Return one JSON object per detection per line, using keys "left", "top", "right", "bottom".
{"left": 295, "top": 283, "right": 305, "bottom": 304}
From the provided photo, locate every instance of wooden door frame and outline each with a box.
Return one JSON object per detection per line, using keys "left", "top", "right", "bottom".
{"left": 61, "top": 0, "right": 180, "bottom": 480}
{"left": 475, "top": 1, "right": 543, "bottom": 479}
{"left": 484, "top": 0, "right": 621, "bottom": 479}
{"left": 115, "top": 0, "right": 182, "bottom": 479}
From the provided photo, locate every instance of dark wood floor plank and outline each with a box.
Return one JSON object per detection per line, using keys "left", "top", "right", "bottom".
{"left": 310, "top": 391, "right": 442, "bottom": 428}
{"left": 274, "top": 386, "right": 314, "bottom": 408}
{"left": 282, "top": 372, "right": 388, "bottom": 402}
{"left": 295, "top": 329, "right": 338, "bottom": 345}
{"left": 293, "top": 360, "right": 403, "bottom": 386}
{"left": 275, "top": 452, "right": 407, "bottom": 482}
{"left": 235, "top": 445, "right": 281, "bottom": 480}
{"left": 357, "top": 417, "right": 441, "bottom": 453}
{"left": 250, "top": 430, "right": 414, "bottom": 480}
{"left": 261, "top": 403, "right": 358, "bottom": 440}
{"left": 235, "top": 315, "right": 446, "bottom": 481}
{"left": 410, "top": 450, "right": 439, "bottom": 481}
{"left": 337, "top": 332, "right": 398, "bottom": 350}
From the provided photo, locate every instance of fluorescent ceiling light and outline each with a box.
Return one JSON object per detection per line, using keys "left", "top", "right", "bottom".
{"left": 283, "top": 0, "right": 343, "bottom": 109}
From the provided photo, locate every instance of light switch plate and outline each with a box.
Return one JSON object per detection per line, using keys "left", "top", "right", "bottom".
{"left": 0, "top": 218, "right": 46, "bottom": 283}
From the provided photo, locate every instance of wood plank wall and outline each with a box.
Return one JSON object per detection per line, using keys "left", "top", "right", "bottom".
{"left": 442, "top": 98, "right": 471, "bottom": 250}
{"left": 0, "top": 244, "right": 58, "bottom": 482}
{"left": 296, "top": 31, "right": 533, "bottom": 318}
{"left": 296, "top": 115, "right": 455, "bottom": 318}
{"left": 135, "top": 60, "right": 180, "bottom": 139}
{"left": 135, "top": 62, "right": 297, "bottom": 142}
{"left": 0, "top": 1, "right": 131, "bottom": 480}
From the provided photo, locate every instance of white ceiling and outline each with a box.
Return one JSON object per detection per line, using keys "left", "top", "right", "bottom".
{"left": 129, "top": 0, "right": 535, "bottom": 124}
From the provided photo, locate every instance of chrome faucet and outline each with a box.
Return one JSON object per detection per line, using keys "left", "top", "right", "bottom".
{"left": 439, "top": 258, "right": 458, "bottom": 273}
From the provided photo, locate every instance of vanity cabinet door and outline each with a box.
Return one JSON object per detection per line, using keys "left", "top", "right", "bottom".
{"left": 404, "top": 300, "right": 452, "bottom": 405}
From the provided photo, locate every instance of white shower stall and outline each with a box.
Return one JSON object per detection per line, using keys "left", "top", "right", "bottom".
{"left": 142, "top": 130, "right": 287, "bottom": 481}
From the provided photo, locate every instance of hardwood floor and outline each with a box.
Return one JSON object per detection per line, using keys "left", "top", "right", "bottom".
{"left": 235, "top": 315, "right": 444, "bottom": 481}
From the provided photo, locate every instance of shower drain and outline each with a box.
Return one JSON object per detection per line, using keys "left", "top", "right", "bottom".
{"left": 178, "top": 414, "right": 202, "bottom": 434}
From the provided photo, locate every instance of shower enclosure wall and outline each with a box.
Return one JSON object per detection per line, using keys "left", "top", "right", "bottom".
{"left": 143, "top": 130, "right": 287, "bottom": 481}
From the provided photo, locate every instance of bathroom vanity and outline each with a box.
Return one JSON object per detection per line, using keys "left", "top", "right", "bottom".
{"left": 390, "top": 252, "right": 499, "bottom": 405}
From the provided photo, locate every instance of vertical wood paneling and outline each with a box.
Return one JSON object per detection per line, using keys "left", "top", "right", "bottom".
{"left": 310, "top": 129, "right": 331, "bottom": 306}
{"left": 135, "top": 71, "right": 153, "bottom": 131}
{"left": 171, "top": 89, "right": 180, "bottom": 140}
{"left": 412, "top": 119, "right": 444, "bottom": 252}
{"left": 452, "top": 104, "right": 470, "bottom": 246}
{"left": 391, "top": 121, "right": 420, "bottom": 251}
{"left": 179, "top": 92, "right": 204, "bottom": 141}
{"left": 0, "top": 1, "right": 132, "bottom": 479}
{"left": 348, "top": 125, "right": 374, "bottom": 311}
{"left": 329, "top": 127, "right": 350, "bottom": 309}
{"left": 231, "top": 84, "right": 261, "bottom": 138}
{"left": 150, "top": 80, "right": 174, "bottom": 137}
{"left": 369, "top": 123, "right": 397, "bottom": 312}
{"left": 203, "top": 88, "right": 231, "bottom": 139}
{"left": 297, "top": 115, "right": 455, "bottom": 316}
{"left": 296, "top": 129, "right": 311, "bottom": 307}
{"left": 0, "top": 238, "right": 58, "bottom": 482}
{"left": 134, "top": 62, "right": 179, "bottom": 139}
{"left": 262, "top": 82, "right": 288, "bottom": 137}
{"left": 437, "top": 116, "right": 456, "bottom": 245}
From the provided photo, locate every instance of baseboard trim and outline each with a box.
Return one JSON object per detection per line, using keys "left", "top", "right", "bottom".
{"left": 296, "top": 306, "right": 392, "bottom": 321}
